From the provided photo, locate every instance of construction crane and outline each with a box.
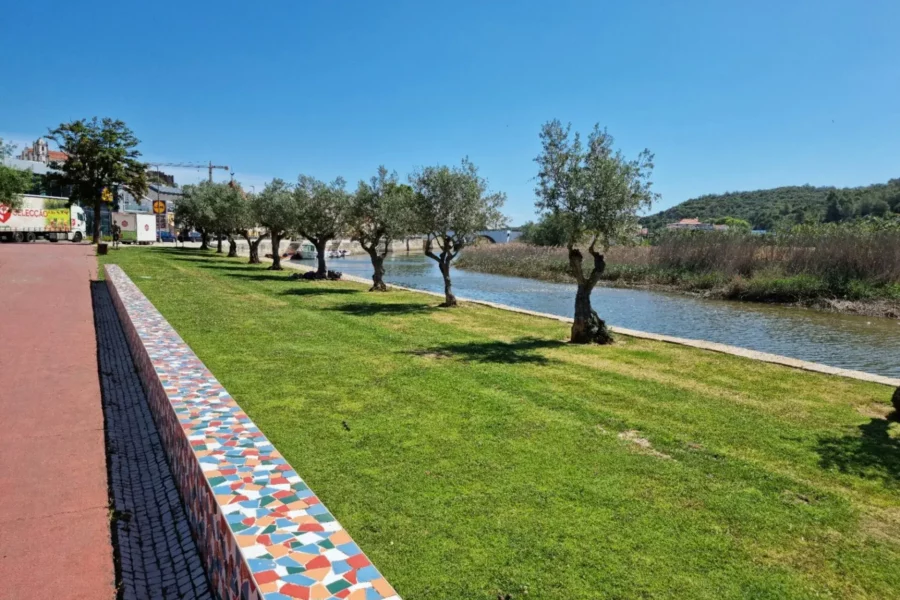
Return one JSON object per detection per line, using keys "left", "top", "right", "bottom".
{"left": 149, "top": 161, "right": 232, "bottom": 183}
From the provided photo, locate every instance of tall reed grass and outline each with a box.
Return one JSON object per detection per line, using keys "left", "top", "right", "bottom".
{"left": 457, "top": 221, "right": 900, "bottom": 303}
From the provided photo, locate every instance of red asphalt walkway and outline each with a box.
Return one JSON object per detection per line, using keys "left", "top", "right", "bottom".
{"left": 0, "top": 244, "right": 114, "bottom": 599}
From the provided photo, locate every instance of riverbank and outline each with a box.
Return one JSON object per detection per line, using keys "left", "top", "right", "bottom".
{"left": 456, "top": 243, "right": 900, "bottom": 318}
{"left": 101, "top": 247, "right": 900, "bottom": 599}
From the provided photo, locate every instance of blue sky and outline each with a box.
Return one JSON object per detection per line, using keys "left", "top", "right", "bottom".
{"left": 2, "top": 0, "right": 899, "bottom": 224}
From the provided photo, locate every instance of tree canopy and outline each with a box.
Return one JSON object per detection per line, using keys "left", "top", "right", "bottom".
{"left": 294, "top": 175, "right": 351, "bottom": 275}
{"left": 253, "top": 178, "right": 296, "bottom": 270}
{"left": 535, "top": 119, "right": 657, "bottom": 343}
{"left": 347, "top": 166, "right": 416, "bottom": 290}
{"left": 47, "top": 118, "right": 148, "bottom": 243}
{"left": 176, "top": 181, "right": 217, "bottom": 249}
{"left": 411, "top": 158, "right": 506, "bottom": 306}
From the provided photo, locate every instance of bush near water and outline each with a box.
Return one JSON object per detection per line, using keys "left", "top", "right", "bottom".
{"left": 458, "top": 220, "right": 900, "bottom": 310}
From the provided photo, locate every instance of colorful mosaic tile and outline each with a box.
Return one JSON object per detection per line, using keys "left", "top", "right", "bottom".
{"left": 105, "top": 264, "right": 400, "bottom": 600}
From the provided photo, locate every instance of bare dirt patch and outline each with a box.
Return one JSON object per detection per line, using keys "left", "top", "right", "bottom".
{"left": 618, "top": 429, "right": 672, "bottom": 459}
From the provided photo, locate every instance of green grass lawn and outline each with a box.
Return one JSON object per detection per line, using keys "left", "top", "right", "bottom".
{"left": 102, "top": 247, "right": 900, "bottom": 600}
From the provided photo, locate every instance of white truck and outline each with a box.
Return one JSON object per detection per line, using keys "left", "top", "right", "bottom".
{"left": 0, "top": 195, "right": 86, "bottom": 243}
{"left": 112, "top": 212, "right": 157, "bottom": 244}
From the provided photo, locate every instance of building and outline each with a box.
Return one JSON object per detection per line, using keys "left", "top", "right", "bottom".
{"left": 17, "top": 138, "right": 67, "bottom": 164}
{"left": 146, "top": 170, "right": 176, "bottom": 187}
{"left": 665, "top": 218, "right": 729, "bottom": 232}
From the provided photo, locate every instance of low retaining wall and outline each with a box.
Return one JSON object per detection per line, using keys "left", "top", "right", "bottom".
{"left": 105, "top": 264, "right": 399, "bottom": 600}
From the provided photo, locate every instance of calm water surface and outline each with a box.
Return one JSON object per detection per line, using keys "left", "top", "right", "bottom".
{"left": 296, "top": 253, "right": 900, "bottom": 378}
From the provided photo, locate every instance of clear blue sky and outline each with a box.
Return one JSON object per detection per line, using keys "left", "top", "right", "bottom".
{"left": 2, "top": 0, "right": 898, "bottom": 224}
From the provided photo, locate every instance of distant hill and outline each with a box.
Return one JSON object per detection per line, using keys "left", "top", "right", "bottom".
{"left": 641, "top": 179, "right": 900, "bottom": 230}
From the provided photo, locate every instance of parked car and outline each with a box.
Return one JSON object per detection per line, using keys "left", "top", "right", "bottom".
{"left": 158, "top": 231, "right": 176, "bottom": 243}
{"left": 177, "top": 231, "right": 203, "bottom": 243}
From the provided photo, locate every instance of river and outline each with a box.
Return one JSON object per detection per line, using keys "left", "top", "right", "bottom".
{"left": 293, "top": 253, "right": 900, "bottom": 378}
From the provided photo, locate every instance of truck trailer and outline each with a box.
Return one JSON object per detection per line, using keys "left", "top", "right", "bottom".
{"left": 0, "top": 195, "right": 86, "bottom": 243}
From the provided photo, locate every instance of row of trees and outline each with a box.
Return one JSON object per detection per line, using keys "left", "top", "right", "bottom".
{"left": 17, "top": 116, "right": 657, "bottom": 346}
{"left": 175, "top": 159, "right": 505, "bottom": 305}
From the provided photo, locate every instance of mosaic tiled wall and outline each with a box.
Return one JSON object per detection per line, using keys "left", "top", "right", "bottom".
{"left": 105, "top": 264, "right": 400, "bottom": 600}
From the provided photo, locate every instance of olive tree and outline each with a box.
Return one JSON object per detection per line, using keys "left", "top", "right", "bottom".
{"left": 253, "top": 179, "right": 295, "bottom": 270}
{"left": 47, "top": 118, "right": 148, "bottom": 244}
{"left": 210, "top": 182, "right": 251, "bottom": 257}
{"left": 293, "top": 175, "right": 350, "bottom": 277}
{"left": 410, "top": 159, "right": 505, "bottom": 307}
{"left": 238, "top": 192, "right": 268, "bottom": 264}
{"left": 347, "top": 166, "right": 415, "bottom": 291}
{"left": 176, "top": 182, "right": 217, "bottom": 250}
{"left": 535, "top": 120, "right": 657, "bottom": 344}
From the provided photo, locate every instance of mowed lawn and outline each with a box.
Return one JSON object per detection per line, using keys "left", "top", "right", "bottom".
{"left": 103, "top": 247, "right": 900, "bottom": 599}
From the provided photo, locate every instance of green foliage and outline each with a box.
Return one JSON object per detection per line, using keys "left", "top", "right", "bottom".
{"left": 293, "top": 175, "right": 350, "bottom": 242}
{"left": 252, "top": 178, "right": 296, "bottom": 237}
{"left": 103, "top": 247, "right": 900, "bottom": 600}
{"left": 518, "top": 211, "right": 570, "bottom": 246}
{"left": 643, "top": 179, "right": 900, "bottom": 231}
{"left": 713, "top": 216, "right": 752, "bottom": 232}
{"left": 410, "top": 158, "right": 506, "bottom": 249}
{"left": 210, "top": 182, "right": 252, "bottom": 235}
{"left": 0, "top": 138, "right": 32, "bottom": 211}
{"left": 46, "top": 118, "right": 147, "bottom": 243}
{"left": 535, "top": 120, "right": 657, "bottom": 250}
{"left": 348, "top": 166, "right": 416, "bottom": 252}
{"left": 176, "top": 181, "right": 217, "bottom": 238}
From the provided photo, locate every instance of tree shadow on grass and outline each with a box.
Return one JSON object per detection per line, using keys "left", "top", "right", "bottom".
{"left": 170, "top": 256, "right": 233, "bottom": 266}
{"left": 817, "top": 418, "right": 900, "bottom": 488}
{"left": 406, "top": 337, "right": 565, "bottom": 365}
{"left": 329, "top": 302, "right": 433, "bottom": 316}
{"left": 281, "top": 288, "right": 360, "bottom": 297}
{"left": 199, "top": 264, "right": 265, "bottom": 273}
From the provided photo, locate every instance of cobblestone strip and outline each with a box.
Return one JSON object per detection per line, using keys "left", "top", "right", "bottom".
{"left": 92, "top": 282, "right": 214, "bottom": 600}
{"left": 280, "top": 260, "right": 900, "bottom": 388}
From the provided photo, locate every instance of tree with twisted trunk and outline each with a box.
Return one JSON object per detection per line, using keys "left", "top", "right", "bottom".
{"left": 347, "top": 167, "right": 415, "bottom": 291}
{"left": 253, "top": 179, "right": 295, "bottom": 270}
{"left": 534, "top": 120, "right": 658, "bottom": 344}
{"left": 293, "top": 175, "right": 350, "bottom": 277}
{"left": 410, "top": 159, "right": 506, "bottom": 307}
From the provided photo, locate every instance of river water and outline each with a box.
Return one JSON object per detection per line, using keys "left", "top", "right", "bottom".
{"left": 294, "top": 253, "right": 900, "bottom": 378}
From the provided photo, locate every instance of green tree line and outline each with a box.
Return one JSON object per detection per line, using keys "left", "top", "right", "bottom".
{"left": 640, "top": 180, "right": 900, "bottom": 231}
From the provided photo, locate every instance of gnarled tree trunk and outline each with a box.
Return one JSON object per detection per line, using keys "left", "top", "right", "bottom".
{"left": 568, "top": 243, "right": 612, "bottom": 344}
{"left": 216, "top": 232, "right": 223, "bottom": 253}
{"left": 269, "top": 234, "right": 283, "bottom": 270}
{"left": 227, "top": 235, "right": 237, "bottom": 257}
{"left": 438, "top": 260, "right": 456, "bottom": 306}
{"left": 199, "top": 229, "right": 209, "bottom": 251}
{"left": 365, "top": 247, "right": 387, "bottom": 291}
{"left": 242, "top": 231, "right": 267, "bottom": 264}
{"left": 425, "top": 236, "right": 459, "bottom": 307}
{"left": 314, "top": 239, "right": 328, "bottom": 276}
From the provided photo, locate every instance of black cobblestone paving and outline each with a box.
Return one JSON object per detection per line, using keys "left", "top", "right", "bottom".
{"left": 92, "top": 283, "right": 214, "bottom": 600}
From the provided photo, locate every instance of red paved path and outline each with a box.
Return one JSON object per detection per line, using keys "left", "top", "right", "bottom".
{"left": 0, "top": 245, "right": 114, "bottom": 599}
